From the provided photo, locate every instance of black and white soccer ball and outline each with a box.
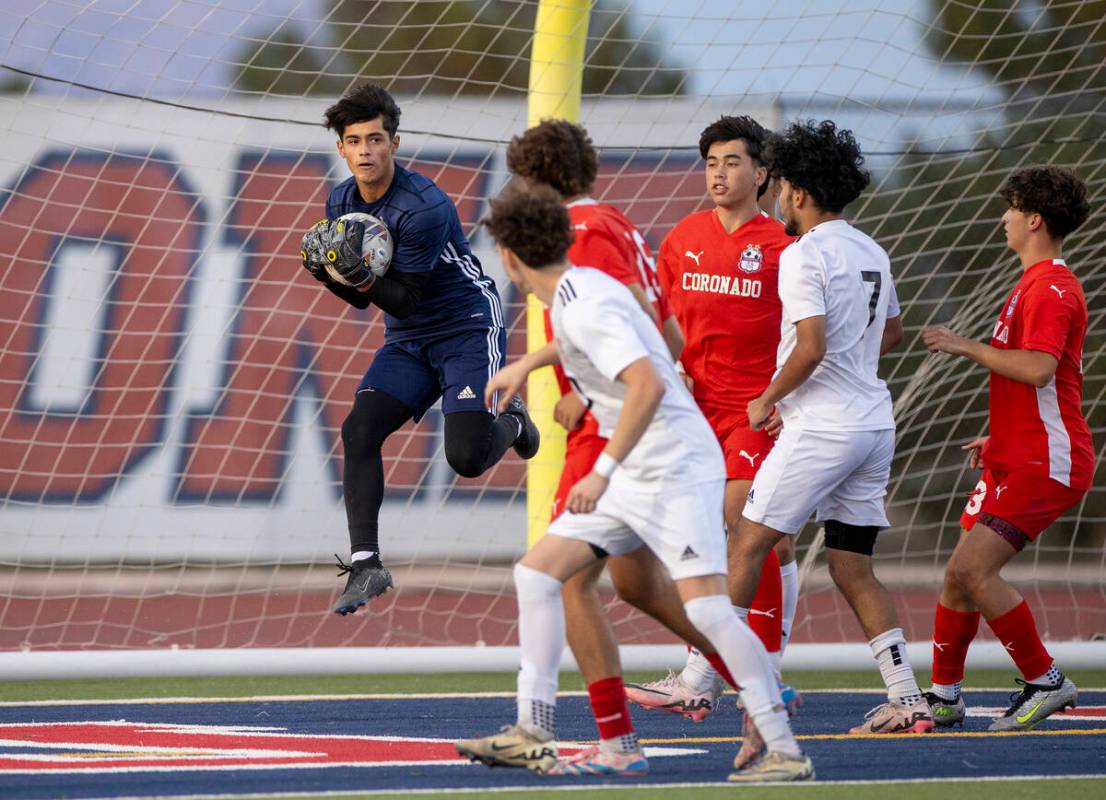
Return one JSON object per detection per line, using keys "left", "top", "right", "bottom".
{"left": 325, "top": 212, "right": 393, "bottom": 286}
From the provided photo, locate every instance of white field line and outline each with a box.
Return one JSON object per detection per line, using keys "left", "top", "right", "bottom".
{"left": 1, "top": 687, "right": 1105, "bottom": 707}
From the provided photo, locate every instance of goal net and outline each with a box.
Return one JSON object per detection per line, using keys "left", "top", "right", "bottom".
{"left": 1, "top": 0, "right": 1102, "bottom": 671}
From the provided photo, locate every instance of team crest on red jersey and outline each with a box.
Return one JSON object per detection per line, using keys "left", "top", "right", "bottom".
{"left": 738, "top": 244, "right": 763, "bottom": 273}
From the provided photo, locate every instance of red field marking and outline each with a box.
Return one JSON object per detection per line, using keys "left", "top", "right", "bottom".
{"left": 0, "top": 721, "right": 589, "bottom": 773}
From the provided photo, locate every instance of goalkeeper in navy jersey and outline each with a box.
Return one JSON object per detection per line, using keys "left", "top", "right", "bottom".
{"left": 302, "top": 83, "right": 539, "bottom": 614}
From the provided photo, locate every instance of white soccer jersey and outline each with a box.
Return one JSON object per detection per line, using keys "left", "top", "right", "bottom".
{"left": 549, "top": 266, "right": 723, "bottom": 485}
{"left": 774, "top": 219, "right": 899, "bottom": 432}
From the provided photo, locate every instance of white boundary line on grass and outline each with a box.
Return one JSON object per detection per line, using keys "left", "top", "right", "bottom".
{"left": 2, "top": 688, "right": 1105, "bottom": 707}
{"left": 74, "top": 773, "right": 1106, "bottom": 800}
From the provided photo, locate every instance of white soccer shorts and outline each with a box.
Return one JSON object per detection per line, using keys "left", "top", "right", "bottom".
{"left": 743, "top": 426, "right": 893, "bottom": 534}
{"left": 547, "top": 475, "right": 727, "bottom": 581}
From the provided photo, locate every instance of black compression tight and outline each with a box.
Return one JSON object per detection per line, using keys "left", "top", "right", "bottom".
{"left": 340, "top": 391, "right": 520, "bottom": 556}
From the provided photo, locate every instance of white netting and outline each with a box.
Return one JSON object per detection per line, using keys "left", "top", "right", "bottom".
{"left": 0, "top": 1, "right": 1103, "bottom": 662}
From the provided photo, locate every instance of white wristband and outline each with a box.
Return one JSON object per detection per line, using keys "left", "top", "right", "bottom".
{"left": 594, "top": 452, "right": 619, "bottom": 479}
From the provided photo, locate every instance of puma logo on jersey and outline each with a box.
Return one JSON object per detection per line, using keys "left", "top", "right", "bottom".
{"left": 738, "top": 450, "right": 759, "bottom": 467}
{"left": 1050, "top": 285, "right": 1066, "bottom": 299}
{"left": 685, "top": 250, "right": 704, "bottom": 266}
{"left": 573, "top": 223, "right": 588, "bottom": 232}
{"left": 457, "top": 386, "right": 476, "bottom": 400}
{"left": 995, "top": 484, "right": 1006, "bottom": 498}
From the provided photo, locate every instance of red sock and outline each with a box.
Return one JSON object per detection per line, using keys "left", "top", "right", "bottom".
{"left": 705, "top": 652, "right": 740, "bottom": 691}
{"left": 587, "top": 676, "right": 634, "bottom": 740}
{"left": 931, "top": 603, "right": 980, "bottom": 684}
{"left": 986, "top": 600, "right": 1052, "bottom": 681}
{"left": 748, "top": 548, "right": 782, "bottom": 653}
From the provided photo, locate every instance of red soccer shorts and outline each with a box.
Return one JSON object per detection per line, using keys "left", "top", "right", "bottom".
{"left": 699, "top": 403, "right": 775, "bottom": 481}
{"left": 959, "top": 466, "right": 1087, "bottom": 541}
{"left": 551, "top": 412, "right": 606, "bottom": 522}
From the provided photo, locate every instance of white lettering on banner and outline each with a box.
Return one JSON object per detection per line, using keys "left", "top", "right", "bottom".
{"left": 681, "top": 272, "right": 761, "bottom": 297}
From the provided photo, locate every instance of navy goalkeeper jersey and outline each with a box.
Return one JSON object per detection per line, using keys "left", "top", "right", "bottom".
{"left": 326, "top": 164, "right": 503, "bottom": 343}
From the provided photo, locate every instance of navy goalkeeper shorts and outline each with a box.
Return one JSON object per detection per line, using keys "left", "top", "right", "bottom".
{"left": 357, "top": 326, "right": 506, "bottom": 421}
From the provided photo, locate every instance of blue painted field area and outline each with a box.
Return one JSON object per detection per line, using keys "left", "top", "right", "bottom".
{"left": 1, "top": 690, "right": 1104, "bottom": 798}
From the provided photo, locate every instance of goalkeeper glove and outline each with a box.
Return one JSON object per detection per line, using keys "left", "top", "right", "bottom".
{"left": 300, "top": 219, "right": 331, "bottom": 283}
{"left": 324, "top": 217, "right": 376, "bottom": 288}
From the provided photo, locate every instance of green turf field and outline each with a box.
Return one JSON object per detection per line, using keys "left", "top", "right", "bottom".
{"left": 4, "top": 669, "right": 1104, "bottom": 799}
{"left": 3, "top": 668, "right": 1103, "bottom": 702}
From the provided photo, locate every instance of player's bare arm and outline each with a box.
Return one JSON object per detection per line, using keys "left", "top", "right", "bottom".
{"left": 626, "top": 283, "right": 660, "bottom": 324}
{"left": 921, "top": 325, "right": 1058, "bottom": 387}
{"left": 747, "top": 315, "right": 827, "bottom": 430}
{"left": 661, "top": 316, "right": 684, "bottom": 362}
{"left": 553, "top": 392, "right": 587, "bottom": 432}
{"left": 565, "top": 356, "right": 664, "bottom": 514}
{"left": 961, "top": 435, "right": 989, "bottom": 469}
{"left": 880, "top": 315, "right": 904, "bottom": 355}
{"left": 484, "top": 341, "right": 560, "bottom": 412}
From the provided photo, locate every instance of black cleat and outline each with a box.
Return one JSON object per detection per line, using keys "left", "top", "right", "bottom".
{"left": 505, "top": 395, "right": 540, "bottom": 459}
{"left": 333, "top": 554, "right": 393, "bottom": 615}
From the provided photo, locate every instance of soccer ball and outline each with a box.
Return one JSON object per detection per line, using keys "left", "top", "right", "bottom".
{"left": 325, "top": 212, "right": 393, "bottom": 286}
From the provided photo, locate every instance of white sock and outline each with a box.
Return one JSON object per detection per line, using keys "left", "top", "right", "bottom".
{"left": 779, "top": 560, "right": 799, "bottom": 655}
{"left": 870, "top": 627, "right": 922, "bottom": 704}
{"left": 513, "top": 563, "right": 564, "bottom": 739}
{"left": 769, "top": 649, "right": 783, "bottom": 679}
{"left": 680, "top": 648, "right": 718, "bottom": 693}
{"left": 929, "top": 681, "right": 960, "bottom": 701}
{"left": 351, "top": 550, "right": 376, "bottom": 562}
{"left": 1027, "top": 663, "right": 1063, "bottom": 687}
{"left": 683, "top": 594, "right": 799, "bottom": 756}
{"left": 599, "top": 732, "right": 639, "bottom": 755}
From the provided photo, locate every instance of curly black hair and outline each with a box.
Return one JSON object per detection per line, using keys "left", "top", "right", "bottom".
{"left": 324, "top": 83, "right": 401, "bottom": 138}
{"left": 999, "top": 165, "right": 1090, "bottom": 240}
{"left": 506, "top": 120, "right": 598, "bottom": 198}
{"left": 768, "top": 120, "right": 869, "bottom": 213}
{"left": 483, "top": 181, "right": 574, "bottom": 269}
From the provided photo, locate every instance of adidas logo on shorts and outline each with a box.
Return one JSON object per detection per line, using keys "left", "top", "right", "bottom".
{"left": 680, "top": 545, "right": 698, "bottom": 561}
{"left": 456, "top": 386, "right": 476, "bottom": 400}
{"left": 746, "top": 489, "right": 755, "bottom": 504}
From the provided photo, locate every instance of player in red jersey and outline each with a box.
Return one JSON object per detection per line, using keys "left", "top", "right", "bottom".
{"left": 626, "top": 117, "right": 798, "bottom": 744}
{"left": 921, "top": 165, "right": 1093, "bottom": 731}
{"left": 503, "top": 121, "right": 742, "bottom": 772}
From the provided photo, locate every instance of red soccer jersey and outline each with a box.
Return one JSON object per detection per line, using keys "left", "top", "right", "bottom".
{"left": 543, "top": 198, "right": 668, "bottom": 397}
{"left": 984, "top": 258, "right": 1094, "bottom": 490}
{"left": 656, "top": 209, "right": 792, "bottom": 410}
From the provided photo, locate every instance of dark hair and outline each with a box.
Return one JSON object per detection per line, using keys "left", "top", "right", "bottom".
{"left": 999, "top": 165, "right": 1090, "bottom": 240}
{"left": 768, "top": 119, "right": 869, "bottom": 213}
{"left": 699, "top": 116, "right": 771, "bottom": 198}
{"left": 324, "top": 83, "right": 401, "bottom": 138}
{"left": 484, "top": 182, "right": 573, "bottom": 269}
{"left": 506, "top": 120, "right": 598, "bottom": 197}
{"left": 698, "top": 115, "right": 769, "bottom": 163}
